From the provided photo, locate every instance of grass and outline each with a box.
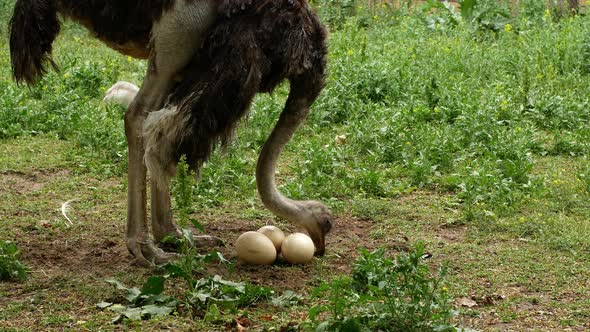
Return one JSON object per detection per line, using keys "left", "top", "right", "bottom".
{"left": 1, "top": 0, "right": 590, "bottom": 330}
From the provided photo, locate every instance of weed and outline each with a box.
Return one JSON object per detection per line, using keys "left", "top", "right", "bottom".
{"left": 98, "top": 277, "right": 178, "bottom": 323}
{"left": 307, "top": 244, "right": 456, "bottom": 331}
{"left": 172, "top": 156, "right": 198, "bottom": 230}
{"left": 98, "top": 157, "right": 271, "bottom": 325}
{"left": 0, "top": 240, "right": 27, "bottom": 282}
{"left": 163, "top": 156, "right": 206, "bottom": 257}
{"left": 100, "top": 253, "right": 271, "bottom": 324}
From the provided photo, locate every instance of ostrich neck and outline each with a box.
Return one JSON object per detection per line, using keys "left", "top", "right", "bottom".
{"left": 256, "top": 101, "right": 309, "bottom": 222}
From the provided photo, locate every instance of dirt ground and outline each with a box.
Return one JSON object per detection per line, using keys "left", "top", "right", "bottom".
{"left": 0, "top": 165, "right": 388, "bottom": 330}
{"left": 15, "top": 214, "right": 381, "bottom": 293}
{"left": 1, "top": 162, "right": 589, "bottom": 331}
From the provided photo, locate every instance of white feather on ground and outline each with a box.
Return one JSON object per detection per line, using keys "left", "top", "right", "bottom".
{"left": 61, "top": 198, "right": 80, "bottom": 226}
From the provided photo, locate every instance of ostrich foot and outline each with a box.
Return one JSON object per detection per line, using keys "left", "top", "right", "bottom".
{"left": 127, "top": 238, "right": 178, "bottom": 267}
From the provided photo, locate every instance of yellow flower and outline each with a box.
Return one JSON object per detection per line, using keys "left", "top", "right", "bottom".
{"left": 373, "top": 15, "right": 378, "bottom": 21}
{"left": 127, "top": 56, "right": 133, "bottom": 62}
{"left": 504, "top": 24, "right": 512, "bottom": 33}
{"left": 63, "top": 72, "right": 70, "bottom": 79}
{"left": 501, "top": 99, "right": 508, "bottom": 111}
{"left": 347, "top": 50, "right": 353, "bottom": 56}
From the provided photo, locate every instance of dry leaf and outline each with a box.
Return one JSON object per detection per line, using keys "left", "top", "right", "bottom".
{"left": 457, "top": 297, "right": 477, "bottom": 308}
{"left": 259, "top": 314, "right": 274, "bottom": 322}
{"left": 481, "top": 294, "right": 506, "bottom": 306}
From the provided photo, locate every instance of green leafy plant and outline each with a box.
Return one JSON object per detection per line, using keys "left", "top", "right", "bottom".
{"left": 165, "top": 155, "right": 205, "bottom": 252}
{"left": 186, "top": 274, "right": 272, "bottom": 314}
{"left": 307, "top": 244, "right": 456, "bottom": 331}
{"left": 0, "top": 240, "right": 28, "bottom": 282}
{"left": 99, "top": 251, "right": 271, "bottom": 323}
{"left": 98, "top": 155, "right": 271, "bottom": 324}
{"left": 424, "top": 0, "right": 511, "bottom": 33}
{"left": 97, "top": 276, "right": 177, "bottom": 323}
{"left": 172, "top": 155, "right": 199, "bottom": 230}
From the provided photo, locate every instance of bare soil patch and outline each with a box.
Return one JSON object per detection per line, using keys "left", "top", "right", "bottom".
{"left": 0, "top": 169, "right": 71, "bottom": 195}
{"left": 199, "top": 215, "right": 382, "bottom": 291}
{"left": 6, "top": 210, "right": 388, "bottom": 299}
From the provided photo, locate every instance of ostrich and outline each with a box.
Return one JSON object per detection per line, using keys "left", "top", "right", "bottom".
{"left": 9, "top": 0, "right": 333, "bottom": 266}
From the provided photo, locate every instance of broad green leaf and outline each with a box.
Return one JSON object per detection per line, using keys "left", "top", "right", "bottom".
{"left": 194, "top": 291, "right": 212, "bottom": 303}
{"left": 204, "top": 303, "right": 222, "bottom": 323}
{"left": 181, "top": 227, "right": 195, "bottom": 247}
{"left": 107, "top": 304, "right": 127, "bottom": 313}
{"left": 121, "top": 307, "right": 142, "bottom": 321}
{"left": 105, "top": 279, "right": 128, "bottom": 291}
{"left": 271, "top": 290, "right": 304, "bottom": 307}
{"left": 459, "top": 0, "right": 477, "bottom": 21}
{"left": 190, "top": 218, "right": 205, "bottom": 233}
{"left": 125, "top": 288, "right": 142, "bottom": 303}
{"left": 141, "top": 304, "right": 175, "bottom": 318}
{"left": 140, "top": 275, "right": 166, "bottom": 296}
{"left": 213, "top": 275, "right": 245, "bottom": 293}
{"left": 96, "top": 302, "right": 113, "bottom": 309}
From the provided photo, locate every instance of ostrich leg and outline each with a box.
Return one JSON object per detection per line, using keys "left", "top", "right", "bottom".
{"left": 105, "top": 80, "right": 224, "bottom": 250}
{"left": 124, "top": 1, "right": 215, "bottom": 266}
{"left": 256, "top": 80, "right": 333, "bottom": 256}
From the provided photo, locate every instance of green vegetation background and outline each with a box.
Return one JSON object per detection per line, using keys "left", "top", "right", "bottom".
{"left": 1, "top": 0, "right": 590, "bottom": 330}
{"left": 1, "top": 0, "right": 589, "bottom": 247}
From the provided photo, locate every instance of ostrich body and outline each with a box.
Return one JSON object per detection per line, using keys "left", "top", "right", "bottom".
{"left": 10, "top": 0, "right": 332, "bottom": 266}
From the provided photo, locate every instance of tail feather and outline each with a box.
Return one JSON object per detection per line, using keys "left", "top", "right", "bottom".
{"left": 9, "top": 0, "right": 60, "bottom": 85}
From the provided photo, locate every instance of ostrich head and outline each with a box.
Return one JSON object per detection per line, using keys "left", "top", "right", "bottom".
{"left": 297, "top": 200, "right": 333, "bottom": 256}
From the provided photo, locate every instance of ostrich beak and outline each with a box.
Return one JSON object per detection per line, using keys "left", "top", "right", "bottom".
{"left": 307, "top": 217, "right": 332, "bottom": 257}
{"left": 311, "top": 235, "right": 326, "bottom": 257}
{"left": 311, "top": 232, "right": 326, "bottom": 256}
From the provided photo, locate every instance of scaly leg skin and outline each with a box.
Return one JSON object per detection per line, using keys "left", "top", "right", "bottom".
{"left": 124, "top": 69, "right": 179, "bottom": 267}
